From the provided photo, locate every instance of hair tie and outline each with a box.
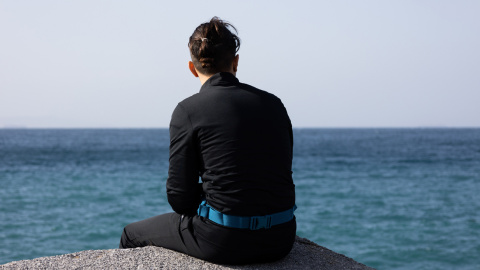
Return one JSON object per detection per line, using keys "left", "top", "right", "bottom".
{"left": 201, "top": 38, "right": 208, "bottom": 42}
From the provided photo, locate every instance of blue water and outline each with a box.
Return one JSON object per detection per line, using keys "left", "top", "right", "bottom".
{"left": 1, "top": 128, "right": 479, "bottom": 269}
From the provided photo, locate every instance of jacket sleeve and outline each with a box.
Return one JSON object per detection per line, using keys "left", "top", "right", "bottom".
{"left": 166, "top": 103, "right": 202, "bottom": 215}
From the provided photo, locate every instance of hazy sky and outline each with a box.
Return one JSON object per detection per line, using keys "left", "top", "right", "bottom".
{"left": 1, "top": 0, "right": 479, "bottom": 128}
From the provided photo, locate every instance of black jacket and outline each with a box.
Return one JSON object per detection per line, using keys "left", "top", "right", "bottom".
{"left": 167, "top": 72, "right": 295, "bottom": 217}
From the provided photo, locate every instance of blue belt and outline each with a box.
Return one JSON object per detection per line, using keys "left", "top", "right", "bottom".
{"left": 197, "top": 200, "right": 297, "bottom": 230}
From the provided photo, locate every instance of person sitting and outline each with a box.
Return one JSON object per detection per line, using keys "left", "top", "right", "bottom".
{"left": 119, "top": 16, "right": 296, "bottom": 265}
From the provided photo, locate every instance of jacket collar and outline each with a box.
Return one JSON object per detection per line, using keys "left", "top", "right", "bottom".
{"left": 200, "top": 72, "right": 239, "bottom": 92}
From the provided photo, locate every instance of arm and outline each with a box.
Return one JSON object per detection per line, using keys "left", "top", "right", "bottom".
{"left": 166, "top": 104, "right": 202, "bottom": 215}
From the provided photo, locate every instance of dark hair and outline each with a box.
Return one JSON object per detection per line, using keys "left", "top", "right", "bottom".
{"left": 188, "top": 17, "right": 241, "bottom": 75}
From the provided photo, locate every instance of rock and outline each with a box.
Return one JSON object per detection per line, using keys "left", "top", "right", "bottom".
{"left": 0, "top": 236, "right": 374, "bottom": 270}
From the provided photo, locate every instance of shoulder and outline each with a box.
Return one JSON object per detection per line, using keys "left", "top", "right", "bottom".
{"left": 175, "top": 92, "right": 204, "bottom": 111}
{"left": 237, "top": 81, "right": 284, "bottom": 104}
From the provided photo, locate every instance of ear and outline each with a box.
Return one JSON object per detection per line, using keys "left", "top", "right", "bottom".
{"left": 232, "top": 54, "right": 239, "bottom": 72}
{"left": 189, "top": 61, "right": 199, "bottom": 77}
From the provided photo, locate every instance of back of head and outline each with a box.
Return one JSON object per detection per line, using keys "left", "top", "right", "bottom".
{"left": 188, "top": 17, "right": 241, "bottom": 75}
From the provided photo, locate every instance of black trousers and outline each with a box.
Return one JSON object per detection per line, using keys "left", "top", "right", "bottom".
{"left": 119, "top": 212, "right": 296, "bottom": 265}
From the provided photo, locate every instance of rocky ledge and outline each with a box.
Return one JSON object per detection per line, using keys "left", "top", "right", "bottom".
{"left": 1, "top": 236, "right": 374, "bottom": 270}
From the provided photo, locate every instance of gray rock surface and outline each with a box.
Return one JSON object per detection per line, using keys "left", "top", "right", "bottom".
{"left": 1, "top": 236, "right": 374, "bottom": 270}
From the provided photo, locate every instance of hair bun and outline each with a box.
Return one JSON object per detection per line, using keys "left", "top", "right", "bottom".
{"left": 188, "top": 17, "right": 241, "bottom": 75}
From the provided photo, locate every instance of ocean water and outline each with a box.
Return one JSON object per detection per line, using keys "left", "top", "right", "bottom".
{"left": 0, "top": 128, "right": 479, "bottom": 269}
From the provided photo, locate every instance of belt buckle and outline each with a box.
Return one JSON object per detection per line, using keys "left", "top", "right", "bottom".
{"left": 249, "top": 215, "right": 272, "bottom": 230}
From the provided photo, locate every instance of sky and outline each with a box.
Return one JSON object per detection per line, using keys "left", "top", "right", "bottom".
{"left": 1, "top": 0, "right": 479, "bottom": 128}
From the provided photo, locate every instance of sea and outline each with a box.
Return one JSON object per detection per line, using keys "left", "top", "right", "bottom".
{"left": 0, "top": 128, "right": 479, "bottom": 269}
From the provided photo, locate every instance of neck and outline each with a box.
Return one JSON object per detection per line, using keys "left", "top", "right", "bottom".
{"left": 199, "top": 71, "right": 236, "bottom": 85}
{"left": 198, "top": 72, "right": 211, "bottom": 85}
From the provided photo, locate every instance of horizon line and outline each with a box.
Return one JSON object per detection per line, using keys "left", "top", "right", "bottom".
{"left": 2, "top": 126, "right": 480, "bottom": 129}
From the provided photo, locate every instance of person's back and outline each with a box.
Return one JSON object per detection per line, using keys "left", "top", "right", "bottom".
{"left": 168, "top": 72, "right": 295, "bottom": 216}
{"left": 120, "top": 17, "right": 296, "bottom": 265}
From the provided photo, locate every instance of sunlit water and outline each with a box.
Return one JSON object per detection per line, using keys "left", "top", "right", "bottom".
{"left": 1, "top": 128, "right": 479, "bottom": 269}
